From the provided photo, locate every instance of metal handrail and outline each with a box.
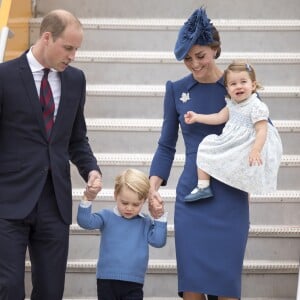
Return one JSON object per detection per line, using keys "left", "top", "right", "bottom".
{"left": 0, "top": 0, "right": 13, "bottom": 62}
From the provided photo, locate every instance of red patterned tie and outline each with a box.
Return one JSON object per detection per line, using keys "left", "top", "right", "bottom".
{"left": 40, "top": 68, "right": 55, "bottom": 140}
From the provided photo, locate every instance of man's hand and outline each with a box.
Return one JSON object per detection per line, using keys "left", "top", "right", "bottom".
{"left": 85, "top": 170, "right": 102, "bottom": 200}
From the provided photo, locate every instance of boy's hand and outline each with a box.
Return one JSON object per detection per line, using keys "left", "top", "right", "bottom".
{"left": 148, "top": 189, "right": 164, "bottom": 219}
{"left": 85, "top": 171, "right": 102, "bottom": 200}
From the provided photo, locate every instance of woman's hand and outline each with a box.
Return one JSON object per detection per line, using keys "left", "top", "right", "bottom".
{"left": 148, "top": 188, "right": 164, "bottom": 219}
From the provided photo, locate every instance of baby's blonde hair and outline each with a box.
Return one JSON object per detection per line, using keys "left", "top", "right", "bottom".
{"left": 114, "top": 169, "right": 150, "bottom": 201}
{"left": 224, "top": 61, "right": 263, "bottom": 92}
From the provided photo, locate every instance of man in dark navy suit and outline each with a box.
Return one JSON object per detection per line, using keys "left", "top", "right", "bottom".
{"left": 0, "top": 9, "right": 102, "bottom": 300}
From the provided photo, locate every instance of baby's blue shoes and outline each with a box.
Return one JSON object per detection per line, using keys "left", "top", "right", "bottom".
{"left": 184, "top": 186, "right": 213, "bottom": 202}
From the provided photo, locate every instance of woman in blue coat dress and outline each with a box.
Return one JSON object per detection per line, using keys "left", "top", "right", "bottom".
{"left": 149, "top": 8, "right": 249, "bottom": 300}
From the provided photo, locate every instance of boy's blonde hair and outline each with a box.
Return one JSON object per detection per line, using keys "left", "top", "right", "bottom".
{"left": 114, "top": 169, "right": 150, "bottom": 201}
{"left": 224, "top": 61, "right": 263, "bottom": 92}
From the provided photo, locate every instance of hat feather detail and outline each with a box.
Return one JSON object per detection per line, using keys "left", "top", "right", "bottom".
{"left": 174, "top": 8, "right": 214, "bottom": 61}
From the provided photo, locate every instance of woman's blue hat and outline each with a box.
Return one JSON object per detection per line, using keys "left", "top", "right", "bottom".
{"left": 174, "top": 8, "right": 214, "bottom": 61}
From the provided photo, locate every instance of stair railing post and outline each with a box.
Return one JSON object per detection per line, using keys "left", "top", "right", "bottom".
{"left": 297, "top": 259, "right": 300, "bottom": 300}
{"left": 0, "top": 26, "right": 10, "bottom": 62}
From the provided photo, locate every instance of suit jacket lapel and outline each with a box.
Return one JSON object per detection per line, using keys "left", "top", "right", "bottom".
{"left": 50, "top": 71, "right": 66, "bottom": 141}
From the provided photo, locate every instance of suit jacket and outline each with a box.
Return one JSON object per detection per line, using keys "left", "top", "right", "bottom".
{"left": 0, "top": 52, "right": 100, "bottom": 224}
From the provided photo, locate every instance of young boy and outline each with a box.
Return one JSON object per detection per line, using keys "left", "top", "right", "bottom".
{"left": 77, "top": 168, "right": 167, "bottom": 300}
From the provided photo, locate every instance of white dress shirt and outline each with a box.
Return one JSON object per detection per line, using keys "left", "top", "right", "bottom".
{"left": 26, "top": 48, "right": 61, "bottom": 119}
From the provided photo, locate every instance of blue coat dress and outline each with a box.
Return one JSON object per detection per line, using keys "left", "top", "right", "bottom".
{"left": 150, "top": 74, "right": 249, "bottom": 298}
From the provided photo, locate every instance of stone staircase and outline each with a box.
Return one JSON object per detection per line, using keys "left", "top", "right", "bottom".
{"left": 25, "top": 0, "right": 300, "bottom": 299}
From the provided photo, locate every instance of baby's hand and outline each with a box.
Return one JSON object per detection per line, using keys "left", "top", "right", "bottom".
{"left": 249, "top": 149, "right": 263, "bottom": 166}
{"left": 184, "top": 111, "right": 197, "bottom": 124}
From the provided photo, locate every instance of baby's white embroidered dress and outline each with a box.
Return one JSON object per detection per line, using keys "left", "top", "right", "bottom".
{"left": 197, "top": 93, "right": 283, "bottom": 194}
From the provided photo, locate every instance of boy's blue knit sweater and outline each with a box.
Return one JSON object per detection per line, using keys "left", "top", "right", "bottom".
{"left": 77, "top": 205, "right": 167, "bottom": 284}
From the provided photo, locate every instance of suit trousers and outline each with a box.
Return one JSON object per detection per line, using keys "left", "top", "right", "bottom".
{"left": 0, "top": 173, "right": 70, "bottom": 300}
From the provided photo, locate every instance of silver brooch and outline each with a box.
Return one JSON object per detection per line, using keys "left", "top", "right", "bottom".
{"left": 180, "top": 92, "right": 190, "bottom": 103}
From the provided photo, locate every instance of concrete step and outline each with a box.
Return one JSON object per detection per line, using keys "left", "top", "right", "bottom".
{"left": 72, "top": 189, "right": 300, "bottom": 226}
{"left": 85, "top": 84, "right": 300, "bottom": 98}
{"left": 72, "top": 51, "right": 300, "bottom": 86}
{"left": 34, "top": 0, "right": 300, "bottom": 19}
{"left": 21, "top": 299, "right": 173, "bottom": 300}
{"left": 84, "top": 119, "right": 299, "bottom": 154}
{"left": 30, "top": 18, "right": 300, "bottom": 52}
{"left": 68, "top": 223, "right": 300, "bottom": 261}
{"left": 84, "top": 85, "right": 300, "bottom": 119}
{"left": 25, "top": 299, "right": 182, "bottom": 300}
{"left": 25, "top": 298, "right": 295, "bottom": 300}
{"left": 70, "top": 154, "right": 300, "bottom": 190}
{"left": 25, "top": 259, "right": 299, "bottom": 298}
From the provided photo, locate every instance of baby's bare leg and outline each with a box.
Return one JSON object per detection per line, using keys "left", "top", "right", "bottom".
{"left": 198, "top": 168, "right": 210, "bottom": 181}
